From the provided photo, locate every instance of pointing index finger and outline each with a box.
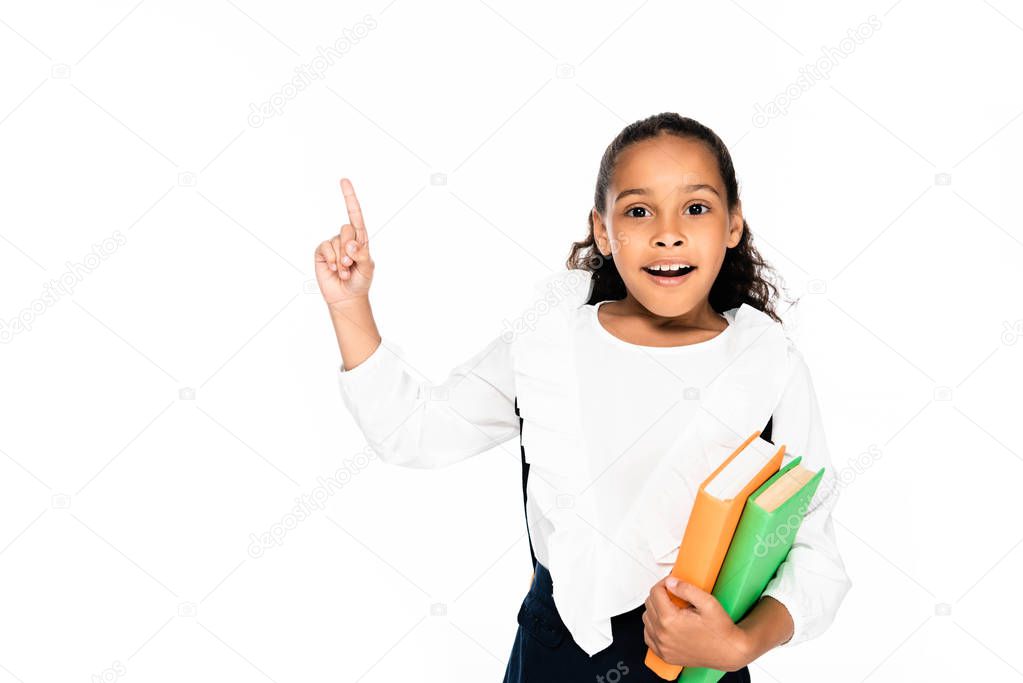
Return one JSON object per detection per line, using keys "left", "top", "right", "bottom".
{"left": 340, "top": 178, "right": 368, "bottom": 246}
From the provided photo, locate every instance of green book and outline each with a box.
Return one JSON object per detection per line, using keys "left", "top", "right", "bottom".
{"left": 678, "top": 455, "right": 825, "bottom": 683}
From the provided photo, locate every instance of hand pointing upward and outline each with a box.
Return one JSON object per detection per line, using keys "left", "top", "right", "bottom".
{"left": 314, "top": 178, "right": 376, "bottom": 309}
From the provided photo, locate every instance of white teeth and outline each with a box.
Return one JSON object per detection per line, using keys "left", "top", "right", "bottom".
{"left": 648, "top": 263, "right": 692, "bottom": 271}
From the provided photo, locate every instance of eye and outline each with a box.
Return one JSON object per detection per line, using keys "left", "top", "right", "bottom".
{"left": 686, "top": 203, "right": 710, "bottom": 216}
{"left": 625, "top": 206, "right": 650, "bottom": 218}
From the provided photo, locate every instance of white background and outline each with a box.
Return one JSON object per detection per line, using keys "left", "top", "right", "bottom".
{"left": 1, "top": 0, "right": 1021, "bottom": 681}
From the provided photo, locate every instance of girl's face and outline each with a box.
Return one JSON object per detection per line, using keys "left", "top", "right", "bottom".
{"left": 592, "top": 134, "right": 744, "bottom": 321}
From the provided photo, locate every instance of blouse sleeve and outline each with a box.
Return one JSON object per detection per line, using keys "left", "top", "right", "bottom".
{"left": 335, "top": 334, "right": 520, "bottom": 469}
{"left": 760, "top": 344, "right": 853, "bottom": 647}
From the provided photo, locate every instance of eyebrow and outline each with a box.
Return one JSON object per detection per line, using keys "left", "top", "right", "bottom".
{"left": 614, "top": 183, "right": 721, "bottom": 204}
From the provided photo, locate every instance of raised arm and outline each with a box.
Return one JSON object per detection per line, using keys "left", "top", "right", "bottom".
{"left": 314, "top": 178, "right": 519, "bottom": 468}
{"left": 315, "top": 177, "right": 381, "bottom": 372}
{"left": 335, "top": 333, "right": 520, "bottom": 468}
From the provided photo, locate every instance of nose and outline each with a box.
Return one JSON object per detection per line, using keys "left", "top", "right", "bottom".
{"left": 651, "top": 217, "right": 686, "bottom": 247}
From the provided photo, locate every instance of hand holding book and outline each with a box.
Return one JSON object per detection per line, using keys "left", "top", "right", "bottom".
{"left": 643, "top": 431, "right": 826, "bottom": 681}
{"left": 642, "top": 572, "right": 752, "bottom": 673}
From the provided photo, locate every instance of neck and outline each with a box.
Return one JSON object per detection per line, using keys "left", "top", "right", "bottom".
{"left": 619, "top": 295, "right": 725, "bottom": 332}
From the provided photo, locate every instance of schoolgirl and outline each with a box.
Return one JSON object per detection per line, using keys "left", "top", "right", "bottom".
{"left": 315, "top": 113, "right": 852, "bottom": 681}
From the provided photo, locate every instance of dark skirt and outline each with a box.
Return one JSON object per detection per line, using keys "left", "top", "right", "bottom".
{"left": 502, "top": 561, "right": 752, "bottom": 683}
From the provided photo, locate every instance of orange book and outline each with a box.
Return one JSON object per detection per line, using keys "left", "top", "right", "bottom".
{"left": 645, "top": 430, "right": 785, "bottom": 680}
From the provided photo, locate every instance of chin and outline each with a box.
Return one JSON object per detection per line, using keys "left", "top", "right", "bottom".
{"left": 633, "top": 291, "right": 699, "bottom": 317}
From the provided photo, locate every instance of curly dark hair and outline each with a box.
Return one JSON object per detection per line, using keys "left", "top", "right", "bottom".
{"left": 566, "top": 112, "right": 795, "bottom": 323}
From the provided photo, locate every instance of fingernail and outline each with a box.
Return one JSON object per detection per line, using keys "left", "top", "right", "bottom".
{"left": 329, "top": 263, "right": 337, "bottom": 271}
{"left": 666, "top": 577, "right": 678, "bottom": 589}
{"left": 347, "top": 243, "right": 356, "bottom": 253}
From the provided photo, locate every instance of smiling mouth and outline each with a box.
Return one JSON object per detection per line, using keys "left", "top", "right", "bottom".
{"left": 642, "top": 266, "right": 696, "bottom": 277}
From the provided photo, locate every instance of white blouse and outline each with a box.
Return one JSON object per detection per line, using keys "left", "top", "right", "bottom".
{"left": 336, "top": 269, "right": 852, "bottom": 658}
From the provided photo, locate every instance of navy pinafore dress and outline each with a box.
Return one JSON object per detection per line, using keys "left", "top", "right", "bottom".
{"left": 501, "top": 397, "right": 764, "bottom": 682}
